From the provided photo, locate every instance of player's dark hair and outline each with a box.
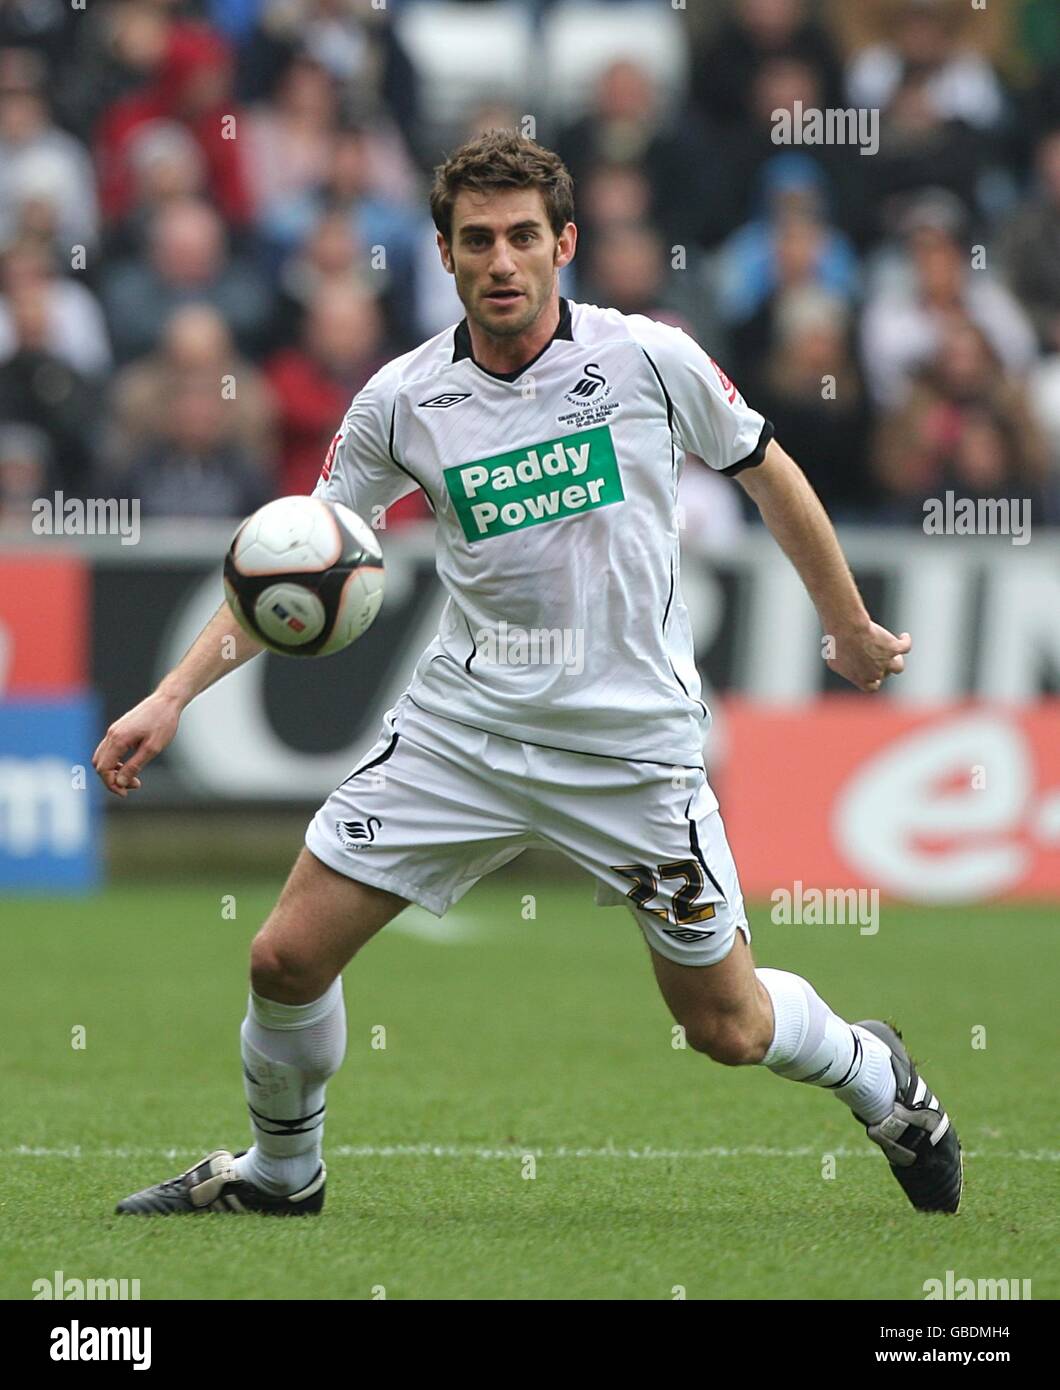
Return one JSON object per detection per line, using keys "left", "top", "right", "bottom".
{"left": 429, "top": 129, "right": 575, "bottom": 243}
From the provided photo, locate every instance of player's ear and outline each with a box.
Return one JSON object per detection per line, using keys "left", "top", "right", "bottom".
{"left": 554, "top": 222, "right": 577, "bottom": 271}
{"left": 437, "top": 232, "right": 454, "bottom": 275}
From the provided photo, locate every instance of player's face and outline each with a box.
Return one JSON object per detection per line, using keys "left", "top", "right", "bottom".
{"left": 439, "top": 187, "right": 575, "bottom": 340}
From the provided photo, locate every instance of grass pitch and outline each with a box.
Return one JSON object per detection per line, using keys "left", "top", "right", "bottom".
{"left": 3, "top": 876, "right": 1056, "bottom": 1300}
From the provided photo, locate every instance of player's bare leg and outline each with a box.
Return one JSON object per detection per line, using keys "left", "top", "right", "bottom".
{"left": 228, "top": 848, "right": 407, "bottom": 1193}
{"left": 249, "top": 846, "right": 407, "bottom": 1004}
{"left": 116, "top": 850, "right": 405, "bottom": 1214}
{"left": 648, "top": 930, "right": 773, "bottom": 1065}
{"left": 649, "top": 932, "right": 962, "bottom": 1212}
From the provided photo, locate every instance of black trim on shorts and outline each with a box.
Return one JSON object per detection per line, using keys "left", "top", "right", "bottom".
{"left": 405, "top": 694, "right": 704, "bottom": 771}
{"left": 685, "top": 793, "right": 727, "bottom": 905}
{"left": 339, "top": 731, "right": 400, "bottom": 788}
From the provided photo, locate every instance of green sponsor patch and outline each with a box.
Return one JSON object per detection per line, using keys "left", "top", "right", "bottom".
{"left": 443, "top": 426, "right": 624, "bottom": 542}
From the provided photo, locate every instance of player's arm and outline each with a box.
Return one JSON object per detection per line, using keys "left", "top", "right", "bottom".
{"left": 736, "top": 438, "right": 910, "bottom": 692}
{"left": 94, "top": 369, "right": 410, "bottom": 799}
{"left": 631, "top": 319, "right": 910, "bottom": 693}
{"left": 92, "top": 602, "right": 264, "bottom": 798}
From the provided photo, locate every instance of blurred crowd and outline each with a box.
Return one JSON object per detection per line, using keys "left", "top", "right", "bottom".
{"left": 3, "top": 0, "right": 1060, "bottom": 532}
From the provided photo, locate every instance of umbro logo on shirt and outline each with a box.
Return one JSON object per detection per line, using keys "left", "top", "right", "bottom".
{"left": 419, "top": 392, "right": 472, "bottom": 409}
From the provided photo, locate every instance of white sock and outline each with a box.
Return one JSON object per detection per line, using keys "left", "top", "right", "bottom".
{"left": 233, "top": 979, "right": 346, "bottom": 1195}
{"left": 756, "top": 968, "right": 896, "bottom": 1123}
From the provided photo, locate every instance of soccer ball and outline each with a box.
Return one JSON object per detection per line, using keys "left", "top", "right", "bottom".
{"left": 223, "top": 496, "right": 385, "bottom": 657}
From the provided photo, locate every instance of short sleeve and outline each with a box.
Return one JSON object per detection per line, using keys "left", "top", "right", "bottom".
{"left": 312, "top": 370, "right": 419, "bottom": 520}
{"left": 633, "top": 318, "right": 773, "bottom": 476}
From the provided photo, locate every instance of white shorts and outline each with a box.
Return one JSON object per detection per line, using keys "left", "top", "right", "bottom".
{"left": 305, "top": 696, "right": 751, "bottom": 967}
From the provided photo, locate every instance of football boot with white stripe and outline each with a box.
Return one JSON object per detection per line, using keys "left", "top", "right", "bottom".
{"left": 114, "top": 1149, "right": 325, "bottom": 1215}
{"left": 854, "top": 1020, "right": 963, "bottom": 1213}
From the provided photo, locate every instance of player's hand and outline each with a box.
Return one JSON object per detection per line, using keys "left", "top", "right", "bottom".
{"left": 825, "top": 621, "right": 911, "bottom": 693}
{"left": 91, "top": 691, "right": 184, "bottom": 798}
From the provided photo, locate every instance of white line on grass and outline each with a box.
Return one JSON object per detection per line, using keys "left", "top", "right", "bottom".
{"left": 7, "top": 1144, "right": 1058, "bottom": 1162}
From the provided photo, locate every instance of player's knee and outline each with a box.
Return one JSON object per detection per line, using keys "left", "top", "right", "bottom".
{"left": 686, "top": 1017, "right": 768, "bottom": 1066}
{"left": 249, "top": 932, "right": 327, "bottom": 1001}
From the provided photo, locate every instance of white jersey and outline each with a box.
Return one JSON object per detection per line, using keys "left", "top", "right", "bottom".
{"left": 313, "top": 299, "right": 772, "bottom": 767}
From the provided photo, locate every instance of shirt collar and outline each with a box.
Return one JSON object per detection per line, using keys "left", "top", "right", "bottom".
{"left": 451, "top": 297, "right": 573, "bottom": 381}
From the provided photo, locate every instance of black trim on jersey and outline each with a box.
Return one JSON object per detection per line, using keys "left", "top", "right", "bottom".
{"left": 388, "top": 401, "right": 437, "bottom": 514}
{"left": 685, "top": 793, "right": 727, "bottom": 905}
{"left": 451, "top": 298, "right": 574, "bottom": 382}
{"left": 662, "top": 555, "right": 675, "bottom": 630}
{"left": 429, "top": 627, "right": 492, "bottom": 675}
{"left": 645, "top": 355, "right": 706, "bottom": 715}
{"left": 668, "top": 657, "right": 708, "bottom": 719}
{"left": 462, "top": 613, "right": 477, "bottom": 672}
{"left": 720, "top": 419, "right": 775, "bottom": 477}
{"left": 643, "top": 346, "right": 774, "bottom": 482}
{"left": 405, "top": 694, "right": 704, "bottom": 771}
{"left": 662, "top": 555, "right": 707, "bottom": 718}
{"left": 640, "top": 348, "right": 678, "bottom": 476}
{"left": 338, "top": 732, "right": 400, "bottom": 788}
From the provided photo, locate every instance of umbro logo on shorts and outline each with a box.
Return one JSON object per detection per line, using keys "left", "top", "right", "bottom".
{"left": 337, "top": 816, "right": 382, "bottom": 849}
{"left": 419, "top": 392, "right": 472, "bottom": 409}
{"left": 661, "top": 926, "right": 716, "bottom": 943}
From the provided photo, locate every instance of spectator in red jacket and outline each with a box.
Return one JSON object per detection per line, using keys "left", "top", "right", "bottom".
{"left": 96, "top": 21, "right": 251, "bottom": 228}
{"left": 265, "top": 280, "right": 427, "bottom": 525}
